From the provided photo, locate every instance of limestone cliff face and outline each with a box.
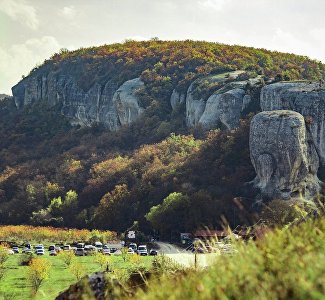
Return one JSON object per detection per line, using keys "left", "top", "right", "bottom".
{"left": 183, "top": 71, "right": 258, "bottom": 128}
{"left": 250, "top": 110, "right": 320, "bottom": 200}
{"left": 112, "top": 78, "right": 144, "bottom": 126}
{"left": 198, "top": 87, "right": 246, "bottom": 130}
{"left": 12, "top": 73, "right": 145, "bottom": 130}
{"left": 260, "top": 82, "right": 325, "bottom": 165}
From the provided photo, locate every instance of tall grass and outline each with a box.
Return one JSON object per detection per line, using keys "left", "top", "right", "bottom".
{"left": 132, "top": 216, "right": 325, "bottom": 299}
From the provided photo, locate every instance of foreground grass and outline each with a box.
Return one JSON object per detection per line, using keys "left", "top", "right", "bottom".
{"left": 0, "top": 254, "right": 153, "bottom": 300}
{"left": 133, "top": 218, "right": 325, "bottom": 300}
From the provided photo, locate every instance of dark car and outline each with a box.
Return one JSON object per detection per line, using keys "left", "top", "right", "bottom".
{"left": 48, "top": 245, "right": 56, "bottom": 251}
{"left": 149, "top": 249, "right": 158, "bottom": 256}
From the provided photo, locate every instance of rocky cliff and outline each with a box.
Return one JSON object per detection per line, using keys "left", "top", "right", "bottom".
{"left": 249, "top": 81, "right": 325, "bottom": 201}
{"left": 12, "top": 68, "right": 262, "bottom": 131}
{"left": 12, "top": 73, "right": 145, "bottom": 130}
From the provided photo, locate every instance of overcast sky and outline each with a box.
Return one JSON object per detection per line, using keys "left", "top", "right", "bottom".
{"left": 1, "top": 0, "right": 325, "bottom": 94}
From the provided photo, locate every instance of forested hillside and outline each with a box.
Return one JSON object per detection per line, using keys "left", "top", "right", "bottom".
{"left": 1, "top": 40, "right": 325, "bottom": 236}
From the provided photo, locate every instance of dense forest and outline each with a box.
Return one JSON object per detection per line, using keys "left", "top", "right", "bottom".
{"left": 1, "top": 40, "right": 325, "bottom": 237}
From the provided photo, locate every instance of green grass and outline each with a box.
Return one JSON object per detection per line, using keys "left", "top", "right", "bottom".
{"left": 0, "top": 254, "right": 153, "bottom": 300}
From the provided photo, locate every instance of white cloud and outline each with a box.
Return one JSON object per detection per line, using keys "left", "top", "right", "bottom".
{"left": 198, "top": 0, "right": 230, "bottom": 11}
{"left": 59, "top": 5, "right": 76, "bottom": 20}
{"left": 0, "top": 0, "right": 39, "bottom": 30}
{"left": 0, "top": 36, "right": 61, "bottom": 94}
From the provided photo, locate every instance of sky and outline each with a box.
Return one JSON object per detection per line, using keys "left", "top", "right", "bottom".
{"left": 1, "top": 0, "right": 325, "bottom": 94}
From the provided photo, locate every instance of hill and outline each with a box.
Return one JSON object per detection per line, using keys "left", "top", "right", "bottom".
{"left": 1, "top": 40, "right": 325, "bottom": 235}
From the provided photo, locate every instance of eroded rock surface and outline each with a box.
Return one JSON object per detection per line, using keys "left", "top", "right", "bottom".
{"left": 250, "top": 110, "right": 320, "bottom": 200}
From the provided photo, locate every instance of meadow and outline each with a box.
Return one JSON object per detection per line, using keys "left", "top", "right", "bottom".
{"left": 0, "top": 253, "right": 153, "bottom": 300}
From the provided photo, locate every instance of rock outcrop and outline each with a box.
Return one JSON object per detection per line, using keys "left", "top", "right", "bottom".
{"left": 198, "top": 87, "right": 246, "bottom": 130}
{"left": 184, "top": 71, "right": 258, "bottom": 128}
{"left": 170, "top": 90, "right": 185, "bottom": 110}
{"left": 250, "top": 110, "right": 320, "bottom": 200}
{"left": 12, "top": 74, "right": 145, "bottom": 130}
{"left": 260, "top": 82, "right": 325, "bottom": 165}
{"left": 112, "top": 78, "right": 144, "bottom": 126}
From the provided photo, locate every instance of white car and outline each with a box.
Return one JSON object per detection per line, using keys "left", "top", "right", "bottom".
{"left": 94, "top": 241, "right": 103, "bottom": 251}
{"left": 137, "top": 245, "right": 148, "bottom": 256}
{"left": 36, "top": 249, "right": 45, "bottom": 255}
{"left": 34, "top": 245, "right": 44, "bottom": 253}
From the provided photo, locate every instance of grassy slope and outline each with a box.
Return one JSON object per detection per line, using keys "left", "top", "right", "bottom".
{"left": 0, "top": 255, "right": 153, "bottom": 300}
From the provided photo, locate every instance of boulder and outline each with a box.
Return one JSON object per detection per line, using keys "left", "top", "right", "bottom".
{"left": 250, "top": 110, "right": 320, "bottom": 200}
{"left": 260, "top": 82, "right": 325, "bottom": 165}
{"left": 112, "top": 78, "right": 144, "bottom": 126}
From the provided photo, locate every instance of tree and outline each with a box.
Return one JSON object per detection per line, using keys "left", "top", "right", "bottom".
{"left": 95, "top": 253, "right": 111, "bottom": 270}
{"left": 146, "top": 192, "right": 191, "bottom": 236}
{"left": 0, "top": 245, "right": 9, "bottom": 266}
{"left": 69, "top": 262, "right": 86, "bottom": 280}
{"left": 59, "top": 251, "right": 75, "bottom": 267}
{"left": 28, "top": 258, "right": 51, "bottom": 293}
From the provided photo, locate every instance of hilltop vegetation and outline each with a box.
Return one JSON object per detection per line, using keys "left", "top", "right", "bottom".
{"left": 1, "top": 40, "right": 325, "bottom": 235}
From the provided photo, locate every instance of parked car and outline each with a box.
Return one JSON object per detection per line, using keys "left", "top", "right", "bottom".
{"left": 127, "top": 248, "right": 135, "bottom": 254}
{"left": 75, "top": 247, "right": 85, "bottom": 256}
{"left": 76, "top": 243, "right": 85, "bottom": 249}
{"left": 49, "top": 250, "right": 57, "bottom": 256}
{"left": 109, "top": 247, "right": 118, "bottom": 254}
{"left": 84, "top": 245, "right": 97, "bottom": 256}
{"left": 35, "top": 244, "right": 44, "bottom": 253}
{"left": 137, "top": 245, "right": 148, "bottom": 256}
{"left": 149, "top": 249, "right": 158, "bottom": 256}
{"left": 36, "top": 249, "right": 45, "bottom": 256}
{"left": 22, "top": 247, "right": 32, "bottom": 254}
{"left": 128, "top": 243, "right": 137, "bottom": 252}
{"left": 24, "top": 243, "right": 32, "bottom": 249}
{"left": 7, "top": 249, "right": 14, "bottom": 255}
{"left": 12, "top": 246, "right": 19, "bottom": 253}
{"left": 48, "top": 245, "right": 56, "bottom": 251}
{"left": 102, "top": 248, "right": 110, "bottom": 255}
{"left": 63, "top": 245, "right": 71, "bottom": 251}
{"left": 94, "top": 241, "right": 103, "bottom": 251}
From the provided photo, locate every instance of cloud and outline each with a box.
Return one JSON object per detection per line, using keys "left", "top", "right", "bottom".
{"left": 0, "top": 0, "right": 39, "bottom": 30}
{"left": 0, "top": 36, "right": 61, "bottom": 94}
{"left": 59, "top": 5, "right": 76, "bottom": 20}
{"left": 197, "top": 0, "right": 230, "bottom": 11}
